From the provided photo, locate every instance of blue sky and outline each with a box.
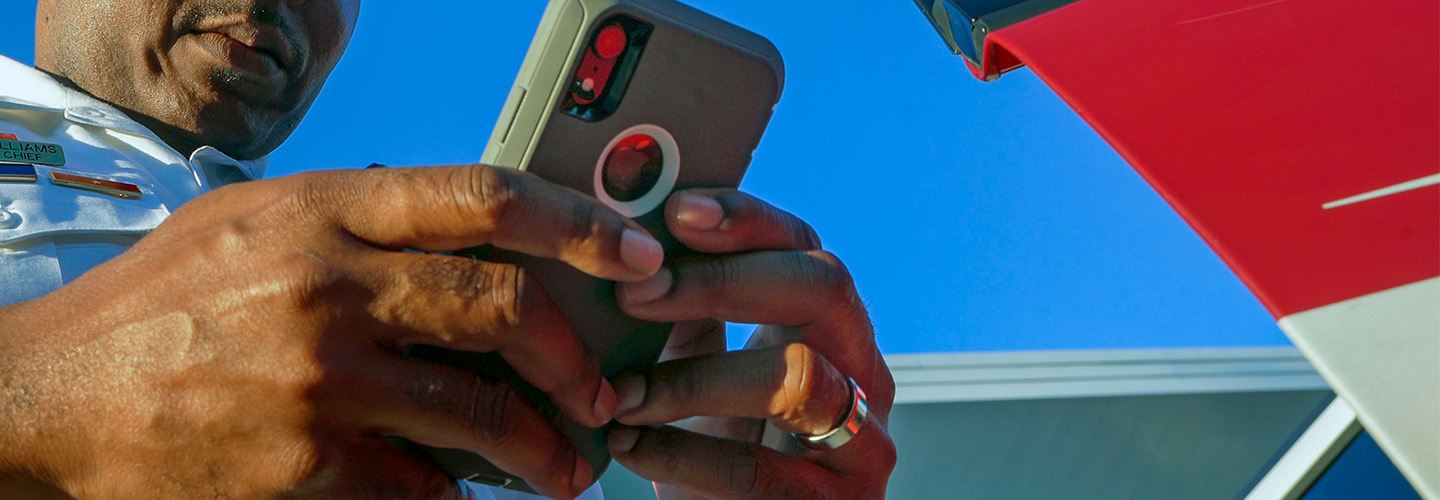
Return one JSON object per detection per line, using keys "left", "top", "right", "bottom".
{"left": 1, "top": 0, "right": 1290, "bottom": 353}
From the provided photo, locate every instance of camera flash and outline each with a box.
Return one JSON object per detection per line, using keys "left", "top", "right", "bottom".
{"left": 595, "top": 25, "right": 628, "bottom": 60}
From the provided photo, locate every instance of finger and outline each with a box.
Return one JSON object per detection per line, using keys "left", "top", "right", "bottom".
{"left": 358, "top": 251, "right": 614, "bottom": 427}
{"left": 663, "top": 189, "right": 821, "bottom": 254}
{"left": 608, "top": 425, "right": 893, "bottom": 500}
{"left": 653, "top": 483, "right": 709, "bottom": 500}
{"left": 325, "top": 440, "right": 467, "bottom": 500}
{"left": 619, "top": 251, "right": 860, "bottom": 327}
{"left": 347, "top": 353, "right": 593, "bottom": 500}
{"left": 658, "top": 320, "right": 728, "bottom": 362}
{"left": 618, "top": 251, "right": 895, "bottom": 418}
{"left": 612, "top": 344, "right": 850, "bottom": 437}
{"left": 654, "top": 415, "right": 768, "bottom": 500}
{"left": 618, "top": 251, "right": 874, "bottom": 374}
{"left": 307, "top": 165, "right": 663, "bottom": 281}
{"left": 657, "top": 321, "right": 768, "bottom": 458}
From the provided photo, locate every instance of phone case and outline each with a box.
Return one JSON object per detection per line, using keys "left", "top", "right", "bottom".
{"left": 405, "top": 0, "right": 784, "bottom": 493}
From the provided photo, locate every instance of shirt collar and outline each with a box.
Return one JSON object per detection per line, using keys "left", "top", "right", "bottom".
{"left": 0, "top": 54, "right": 268, "bottom": 181}
{"left": 190, "top": 146, "right": 270, "bottom": 185}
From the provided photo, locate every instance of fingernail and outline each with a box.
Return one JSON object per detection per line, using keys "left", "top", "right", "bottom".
{"left": 621, "top": 268, "right": 672, "bottom": 305}
{"left": 620, "top": 229, "right": 664, "bottom": 275}
{"left": 572, "top": 456, "right": 594, "bottom": 494}
{"left": 594, "top": 380, "right": 618, "bottom": 423}
{"left": 675, "top": 193, "right": 724, "bottom": 231}
{"left": 613, "top": 374, "right": 647, "bottom": 415}
{"left": 609, "top": 425, "right": 641, "bottom": 454}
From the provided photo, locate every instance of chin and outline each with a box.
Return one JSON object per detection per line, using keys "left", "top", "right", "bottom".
{"left": 189, "top": 79, "right": 305, "bottom": 158}
{"left": 189, "top": 107, "right": 294, "bottom": 160}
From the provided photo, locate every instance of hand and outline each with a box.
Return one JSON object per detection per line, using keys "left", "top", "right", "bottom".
{"left": 606, "top": 189, "right": 897, "bottom": 499}
{"left": 0, "top": 166, "right": 664, "bottom": 500}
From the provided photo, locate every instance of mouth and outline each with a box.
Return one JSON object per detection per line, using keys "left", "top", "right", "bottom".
{"left": 189, "top": 23, "right": 303, "bottom": 80}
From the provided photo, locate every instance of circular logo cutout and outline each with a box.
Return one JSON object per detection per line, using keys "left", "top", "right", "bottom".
{"left": 594, "top": 124, "right": 680, "bottom": 217}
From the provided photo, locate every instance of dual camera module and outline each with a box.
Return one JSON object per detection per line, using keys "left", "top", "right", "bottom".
{"left": 562, "top": 15, "right": 676, "bottom": 217}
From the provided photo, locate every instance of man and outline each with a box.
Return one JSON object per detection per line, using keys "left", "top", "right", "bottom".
{"left": 0, "top": 1, "right": 896, "bottom": 499}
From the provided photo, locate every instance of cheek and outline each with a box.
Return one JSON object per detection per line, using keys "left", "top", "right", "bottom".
{"left": 310, "top": 1, "right": 361, "bottom": 69}
{"left": 44, "top": 1, "right": 181, "bottom": 104}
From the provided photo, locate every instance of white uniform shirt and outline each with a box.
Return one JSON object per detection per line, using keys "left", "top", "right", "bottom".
{"left": 0, "top": 54, "right": 604, "bottom": 500}
{"left": 0, "top": 54, "right": 267, "bottom": 304}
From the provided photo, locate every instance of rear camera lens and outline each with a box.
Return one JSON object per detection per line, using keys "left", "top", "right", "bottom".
{"left": 595, "top": 25, "right": 628, "bottom": 60}
{"left": 602, "top": 134, "right": 664, "bottom": 202}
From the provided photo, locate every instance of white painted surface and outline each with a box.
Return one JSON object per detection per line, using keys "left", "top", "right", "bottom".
{"left": 1244, "top": 398, "right": 1361, "bottom": 500}
{"left": 1279, "top": 277, "right": 1440, "bottom": 500}
{"left": 888, "top": 347, "right": 1329, "bottom": 404}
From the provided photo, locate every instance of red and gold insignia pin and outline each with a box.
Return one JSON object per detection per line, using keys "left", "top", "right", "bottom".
{"left": 50, "top": 171, "right": 142, "bottom": 199}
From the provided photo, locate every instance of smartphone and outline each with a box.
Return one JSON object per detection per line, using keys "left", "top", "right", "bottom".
{"left": 404, "top": 0, "right": 784, "bottom": 493}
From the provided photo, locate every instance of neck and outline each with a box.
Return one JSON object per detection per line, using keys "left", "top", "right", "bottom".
{"left": 35, "top": 67, "right": 205, "bottom": 157}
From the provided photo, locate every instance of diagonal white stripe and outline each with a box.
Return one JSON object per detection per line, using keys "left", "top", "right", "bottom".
{"left": 1242, "top": 398, "right": 1359, "bottom": 500}
{"left": 1322, "top": 173, "right": 1440, "bottom": 210}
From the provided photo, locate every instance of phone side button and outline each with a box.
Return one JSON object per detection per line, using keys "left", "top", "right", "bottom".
{"left": 497, "top": 85, "right": 528, "bottom": 145}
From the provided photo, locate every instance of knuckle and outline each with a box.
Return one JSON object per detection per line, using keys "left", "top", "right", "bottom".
{"left": 468, "top": 380, "right": 525, "bottom": 447}
{"left": 799, "top": 251, "right": 857, "bottom": 305}
{"left": 565, "top": 197, "right": 606, "bottom": 254}
{"left": 199, "top": 218, "right": 261, "bottom": 258}
{"left": 743, "top": 452, "right": 806, "bottom": 500}
{"left": 874, "top": 358, "right": 898, "bottom": 408}
{"left": 694, "top": 257, "right": 741, "bottom": 299}
{"left": 654, "top": 364, "right": 706, "bottom": 409}
{"left": 401, "top": 260, "right": 543, "bottom": 347}
{"left": 273, "top": 249, "right": 344, "bottom": 312}
{"left": 878, "top": 436, "right": 899, "bottom": 475}
{"left": 274, "top": 438, "right": 328, "bottom": 492}
{"left": 406, "top": 370, "right": 470, "bottom": 416}
{"left": 654, "top": 432, "right": 691, "bottom": 476}
{"left": 731, "top": 445, "right": 764, "bottom": 496}
{"left": 486, "top": 265, "right": 534, "bottom": 336}
{"left": 280, "top": 170, "right": 341, "bottom": 217}
{"left": 788, "top": 214, "right": 822, "bottom": 249}
{"left": 463, "top": 165, "right": 523, "bottom": 231}
{"left": 759, "top": 200, "right": 820, "bottom": 249}
{"left": 405, "top": 257, "right": 489, "bottom": 301}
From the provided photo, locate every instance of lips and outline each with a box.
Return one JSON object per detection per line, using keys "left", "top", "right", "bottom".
{"left": 190, "top": 22, "right": 303, "bottom": 80}
{"left": 192, "top": 32, "right": 273, "bottom": 78}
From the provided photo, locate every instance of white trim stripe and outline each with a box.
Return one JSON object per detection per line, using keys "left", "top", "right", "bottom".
{"left": 1322, "top": 173, "right": 1440, "bottom": 209}
{"left": 887, "top": 347, "right": 1328, "bottom": 404}
{"left": 1244, "top": 398, "right": 1361, "bottom": 500}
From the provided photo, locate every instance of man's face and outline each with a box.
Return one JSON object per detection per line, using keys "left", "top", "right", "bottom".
{"left": 35, "top": 0, "right": 361, "bottom": 159}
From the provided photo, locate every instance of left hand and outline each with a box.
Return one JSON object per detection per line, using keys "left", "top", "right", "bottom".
{"left": 605, "top": 189, "right": 897, "bottom": 499}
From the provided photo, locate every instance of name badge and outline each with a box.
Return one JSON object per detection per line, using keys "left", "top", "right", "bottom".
{"left": 0, "top": 139, "right": 66, "bottom": 167}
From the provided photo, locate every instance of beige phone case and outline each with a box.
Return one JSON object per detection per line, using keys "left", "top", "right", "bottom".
{"left": 407, "top": 0, "right": 783, "bottom": 492}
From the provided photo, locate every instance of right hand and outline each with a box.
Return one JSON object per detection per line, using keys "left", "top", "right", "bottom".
{"left": 0, "top": 165, "right": 662, "bottom": 500}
